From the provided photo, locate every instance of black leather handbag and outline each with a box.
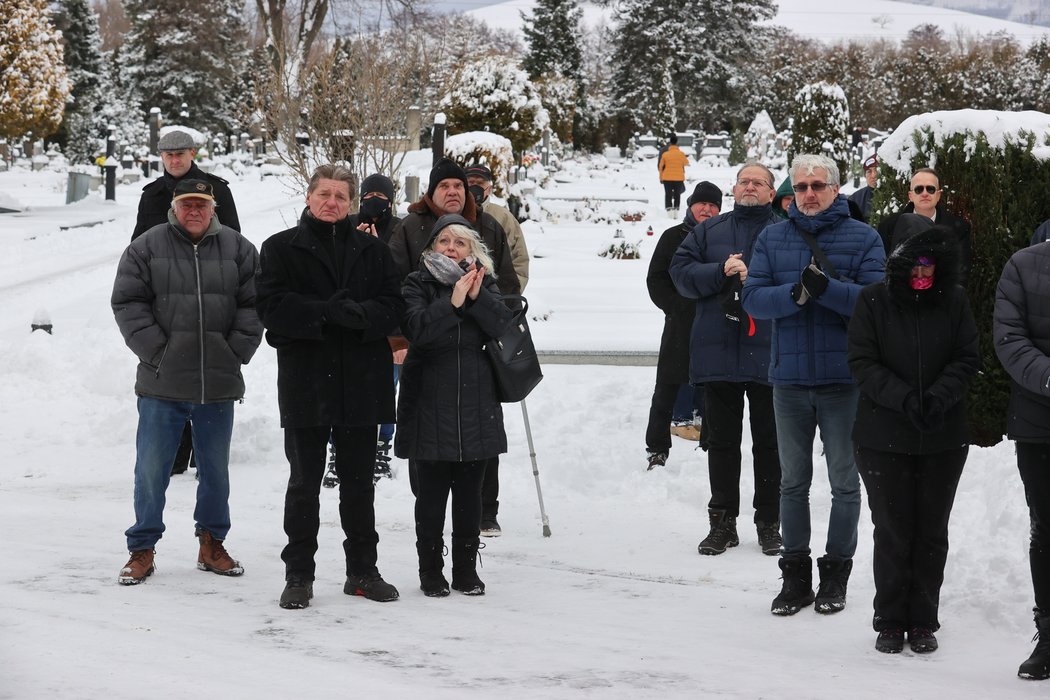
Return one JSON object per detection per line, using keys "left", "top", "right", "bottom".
{"left": 485, "top": 295, "right": 543, "bottom": 403}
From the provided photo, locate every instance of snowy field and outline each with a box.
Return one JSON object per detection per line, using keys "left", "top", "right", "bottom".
{"left": 0, "top": 156, "right": 1044, "bottom": 699}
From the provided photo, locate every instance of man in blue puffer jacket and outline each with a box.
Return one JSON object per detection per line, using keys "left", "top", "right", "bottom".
{"left": 741, "top": 154, "right": 886, "bottom": 618}
{"left": 670, "top": 163, "right": 781, "bottom": 559}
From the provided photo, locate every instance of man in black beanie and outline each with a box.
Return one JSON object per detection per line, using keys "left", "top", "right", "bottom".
{"left": 387, "top": 159, "right": 520, "bottom": 532}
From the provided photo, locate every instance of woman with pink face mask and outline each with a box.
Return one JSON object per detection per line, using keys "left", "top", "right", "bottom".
{"left": 846, "top": 224, "right": 980, "bottom": 655}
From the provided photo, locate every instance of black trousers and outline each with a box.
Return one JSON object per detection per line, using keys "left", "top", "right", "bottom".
{"left": 281, "top": 425, "right": 379, "bottom": 581}
{"left": 482, "top": 457, "right": 500, "bottom": 521}
{"left": 646, "top": 383, "right": 705, "bottom": 454}
{"left": 1017, "top": 443, "right": 1050, "bottom": 611}
{"left": 704, "top": 381, "right": 779, "bottom": 522}
{"left": 415, "top": 459, "right": 489, "bottom": 543}
{"left": 856, "top": 445, "right": 967, "bottom": 631}
{"left": 662, "top": 181, "right": 685, "bottom": 209}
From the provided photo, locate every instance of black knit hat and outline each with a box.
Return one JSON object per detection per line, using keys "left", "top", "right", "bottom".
{"left": 687, "top": 181, "right": 723, "bottom": 209}
{"left": 360, "top": 173, "right": 394, "bottom": 201}
{"left": 427, "top": 158, "right": 467, "bottom": 198}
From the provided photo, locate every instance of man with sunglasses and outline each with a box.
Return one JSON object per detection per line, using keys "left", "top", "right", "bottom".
{"left": 877, "top": 168, "right": 971, "bottom": 282}
{"left": 741, "top": 154, "right": 885, "bottom": 618}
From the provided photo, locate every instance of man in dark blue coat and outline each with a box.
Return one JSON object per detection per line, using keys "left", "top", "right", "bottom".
{"left": 742, "top": 154, "right": 886, "bottom": 617}
{"left": 670, "top": 164, "right": 781, "bottom": 558}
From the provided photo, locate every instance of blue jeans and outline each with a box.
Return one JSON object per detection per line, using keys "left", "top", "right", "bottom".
{"left": 773, "top": 384, "right": 861, "bottom": 561}
{"left": 125, "top": 397, "right": 235, "bottom": 551}
{"left": 379, "top": 363, "right": 401, "bottom": 443}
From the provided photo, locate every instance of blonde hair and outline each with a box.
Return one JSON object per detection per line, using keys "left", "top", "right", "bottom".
{"left": 430, "top": 223, "right": 497, "bottom": 278}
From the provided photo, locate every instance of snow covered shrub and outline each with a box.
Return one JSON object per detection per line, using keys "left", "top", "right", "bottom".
{"left": 441, "top": 56, "right": 550, "bottom": 158}
{"left": 0, "top": 0, "right": 69, "bottom": 140}
{"left": 790, "top": 81, "right": 850, "bottom": 184}
{"left": 444, "top": 131, "right": 515, "bottom": 197}
{"left": 598, "top": 240, "right": 642, "bottom": 259}
{"left": 877, "top": 110, "right": 1050, "bottom": 446}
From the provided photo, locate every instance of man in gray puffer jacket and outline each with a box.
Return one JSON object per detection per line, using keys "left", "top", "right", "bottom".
{"left": 111, "top": 178, "right": 263, "bottom": 586}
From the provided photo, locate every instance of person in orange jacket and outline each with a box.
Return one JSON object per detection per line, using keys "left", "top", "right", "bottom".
{"left": 658, "top": 133, "right": 690, "bottom": 215}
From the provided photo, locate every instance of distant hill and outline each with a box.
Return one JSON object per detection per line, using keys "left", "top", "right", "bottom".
{"left": 465, "top": 0, "right": 1050, "bottom": 44}
{"left": 915, "top": 0, "right": 1049, "bottom": 27}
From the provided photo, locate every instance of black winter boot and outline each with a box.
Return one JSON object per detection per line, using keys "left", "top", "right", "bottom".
{"left": 771, "top": 556, "right": 815, "bottom": 616}
{"left": 451, "top": 537, "right": 485, "bottom": 595}
{"left": 814, "top": 556, "right": 853, "bottom": 614}
{"left": 1019, "top": 609, "right": 1050, "bottom": 680}
{"left": 417, "top": 539, "right": 449, "bottom": 597}
{"left": 698, "top": 509, "right": 740, "bottom": 555}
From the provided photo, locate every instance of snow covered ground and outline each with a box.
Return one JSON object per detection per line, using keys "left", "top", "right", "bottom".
{"left": 0, "top": 157, "right": 1045, "bottom": 698}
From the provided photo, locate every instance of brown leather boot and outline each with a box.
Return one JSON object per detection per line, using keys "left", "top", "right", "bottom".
{"left": 118, "top": 549, "right": 155, "bottom": 585}
{"left": 197, "top": 530, "right": 244, "bottom": 576}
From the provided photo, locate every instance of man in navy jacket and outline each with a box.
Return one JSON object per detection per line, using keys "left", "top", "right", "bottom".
{"left": 742, "top": 154, "right": 885, "bottom": 617}
{"left": 670, "top": 164, "right": 781, "bottom": 558}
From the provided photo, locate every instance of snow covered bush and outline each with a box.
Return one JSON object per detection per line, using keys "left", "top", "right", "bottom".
{"left": 598, "top": 240, "right": 642, "bottom": 259}
{"left": 441, "top": 56, "right": 550, "bottom": 158}
{"left": 0, "top": 0, "right": 69, "bottom": 140}
{"left": 790, "top": 81, "right": 850, "bottom": 184}
{"left": 444, "top": 131, "right": 515, "bottom": 197}
{"left": 878, "top": 109, "right": 1050, "bottom": 446}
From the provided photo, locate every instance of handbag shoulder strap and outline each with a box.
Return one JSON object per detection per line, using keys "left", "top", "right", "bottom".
{"left": 499, "top": 294, "right": 528, "bottom": 318}
{"left": 796, "top": 227, "right": 841, "bottom": 280}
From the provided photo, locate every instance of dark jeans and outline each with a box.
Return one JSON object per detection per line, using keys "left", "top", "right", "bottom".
{"left": 281, "top": 425, "right": 379, "bottom": 581}
{"left": 857, "top": 445, "right": 967, "bottom": 631}
{"left": 662, "top": 181, "right": 685, "bottom": 209}
{"left": 1017, "top": 443, "right": 1050, "bottom": 611}
{"left": 704, "top": 381, "right": 779, "bottom": 523}
{"left": 646, "top": 383, "right": 705, "bottom": 453}
{"left": 415, "top": 459, "right": 489, "bottom": 542}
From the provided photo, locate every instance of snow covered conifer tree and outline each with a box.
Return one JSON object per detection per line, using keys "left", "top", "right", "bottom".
{"left": 0, "top": 0, "right": 69, "bottom": 140}
{"left": 440, "top": 56, "right": 549, "bottom": 157}
{"left": 610, "top": 0, "right": 684, "bottom": 137}
{"left": 789, "top": 81, "right": 850, "bottom": 184}
{"left": 521, "top": 0, "right": 583, "bottom": 84}
{"left": 54, "top": 0, "right": 106, "bottom": 163}
{"left": 122, "top": 0, "right": 249, "bottom": 134}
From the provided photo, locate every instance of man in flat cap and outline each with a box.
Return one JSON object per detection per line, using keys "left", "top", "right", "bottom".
{"left": 132, "top": 128, "right": 242, "bottom": 476}
{"left": 112, "top": 178, "right": 263, "bottom": 586}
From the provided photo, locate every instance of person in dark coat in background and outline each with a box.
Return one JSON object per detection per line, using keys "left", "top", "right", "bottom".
{"left": 670, "top": 164, "right": 781, "bottom": 558}
{"left": 848, "top": 224, "right": 979, "bottom": 655}
{"left": 388, "top": 158, "right": 519, "bottom": 537}
{"left": 396, "top": 214, "right": 514, "bottom": 597}
{"left": 773, "top": 177, "right": 794, "bottom": 220}
{"left": 132, "top": 129, "right": 242, "bottom": 477}
{"left": 1030, "top": 218, "right": 1050, "bottom": 246}
{"left": 877, "top": 168, "right": 971, "bottom": 283}
{"left": 256, "top": 164, "right": 404, "bottom": 610}
{"left": 642, "top": 181, "right": 722, "bottom": 470}
{"left": 993, "top": 239, "right": 1050, "bottom": 680}
{"left": 848, "top": 154, "right": 878, "bottom": 223}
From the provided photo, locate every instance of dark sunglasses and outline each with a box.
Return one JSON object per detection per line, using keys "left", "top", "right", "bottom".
{"left": 913, "top": 185, "right": 938, "bottom": 195}
{"left": 792, "top": 182, "right": 831, "bottom": 193}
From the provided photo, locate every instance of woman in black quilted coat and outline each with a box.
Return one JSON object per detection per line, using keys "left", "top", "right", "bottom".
{"left": 396, "top": 214, "right": 513, "bottom": 597}
{"left": 847, "top": 224, "right": 979, "bottom": 655}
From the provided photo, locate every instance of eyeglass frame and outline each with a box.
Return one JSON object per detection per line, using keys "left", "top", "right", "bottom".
{"left": 912, "top": 185, "right": 939, "bottom": 195}
{"left": 735, "top": 178, "right": 772, "bottom": 189}
{"left": 792, "top": 182, "right": 833, "bottom": 193}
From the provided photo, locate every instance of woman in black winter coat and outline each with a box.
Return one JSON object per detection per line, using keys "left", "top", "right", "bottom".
{"left": 395, "top": 213, "right": 514, "bottom": 597}
{"left": 847, "top": 224, "right": 980, "bottom": 655}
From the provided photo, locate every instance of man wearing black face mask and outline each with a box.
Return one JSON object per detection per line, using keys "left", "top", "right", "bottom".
{"left": 466, "top": 165, "right": 529, "bottom": 291}
{"left": 352, "top": 174, "right": 399, "bottom": 244}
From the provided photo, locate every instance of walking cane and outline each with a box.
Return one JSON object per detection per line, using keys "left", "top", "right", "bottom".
{"left": 520, "top": 399, "right": 551, "bottom": 537}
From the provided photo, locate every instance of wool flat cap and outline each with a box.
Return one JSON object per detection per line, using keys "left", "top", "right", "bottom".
{"left": 158, "top": 130, "right": 196, "bottom": 152}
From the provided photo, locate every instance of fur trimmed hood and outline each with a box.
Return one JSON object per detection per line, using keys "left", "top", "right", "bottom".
{"left": 885, "top": 224, "right": 961, "bottom": 307}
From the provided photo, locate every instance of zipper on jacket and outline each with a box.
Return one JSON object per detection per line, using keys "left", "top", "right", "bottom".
{"left": 457, "top": 324, "right": 463, "bottom": 462}
{"left": 194, "top": 243, "right": 206, "bottom": 403}
{"left": 914, "top": 299, "right": 925, "bottom": 452}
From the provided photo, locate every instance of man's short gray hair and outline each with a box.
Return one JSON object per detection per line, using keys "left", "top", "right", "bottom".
{"left": 790, "top": 154, "right": 840, "bottom": 186}
{"left": 307, "top": 164, "right": 357, "bottom": 198}
{"left": 736, "top": 163, "right": 775, "bottom": 189}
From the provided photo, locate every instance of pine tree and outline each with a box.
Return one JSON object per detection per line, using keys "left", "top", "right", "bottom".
{"left": 0, "top": 0, "right": 70, "bottom": 140}
{"left": 521, "top": 0, "right": 583, "bottom": 83}
{"left": 789, "top": 81, "right": 850, "bottom": 184}
{"left": 122, "top": 0, "right": 250, "bottom": 133}
{"left": 54, "top": 0, "right": 106, "bottom": 163}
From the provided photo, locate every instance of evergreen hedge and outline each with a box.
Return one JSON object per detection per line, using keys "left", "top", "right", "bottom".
{"left": 871, "top": 114, "right": 1050, "bottom": 446}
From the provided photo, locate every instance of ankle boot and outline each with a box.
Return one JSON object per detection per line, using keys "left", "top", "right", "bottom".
{"left": 697, "top": 509, "right": 739, "bottom": 555}
{"left": 451, "top": 536, "right": 485, "bottom": 595}
{"left": 1019, "top": 609, "right": 1050, "bottom": 679}
{"left": 814, "top": 556, "right": 852, "bottom": 614}
{"left": 771, "top": 556, "right": 815, "bottom": 615}
{"left": 417, "top": 539, "right": 448, "bottom": 597}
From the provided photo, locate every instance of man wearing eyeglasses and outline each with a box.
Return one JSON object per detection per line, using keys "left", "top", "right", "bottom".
{"left": 669, "top": 165, "right": 782, "bottom": 558}
{"left": 877, "top": 168, "right": 971, "bottom": 281}
{"left": 741, "top": 154, "right": 885, "bottom": 618}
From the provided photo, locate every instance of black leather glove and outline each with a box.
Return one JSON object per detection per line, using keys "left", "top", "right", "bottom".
{"left": 325, "top": 292, "right": 368, "bottom": 328}
{"left": 801, "top": 264, "right": 829, "bottom": 299}
{"left": 921, "top": 392, "right": 947, "bottom": 432}
{"left": 904, "top": 393, "right": 924, "bottom": 430}
{"left": 791, "top": 283, "right": 809, "bottom": 306}
{"left": 719, "top": 274, "right": 745, "bottom": 322}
